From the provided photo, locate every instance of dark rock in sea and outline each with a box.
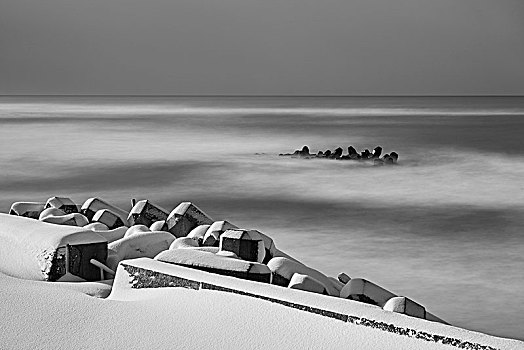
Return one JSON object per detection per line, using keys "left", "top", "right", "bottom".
{"left": 390, "top": 152, "right": 399, "bottom": 163}
{"left": 332, "top": 147, "right": 343, "bottom": 159}
{"left": 372, "top": 146, "right": 382, "bottom": 159}
{"left": 324, "top": 150, "right": 332, "bottom": 158}
{"left": 384, "top": 156, "right": 394, "bottom": 165}
{"left": 361, "top": 149, "right": 371, "bottom": 159}
{"left": 317, "top": 151, "right": 324, "bottom": 157}
{"left": 348, "top": 146, "right": 358, "bottom": 156}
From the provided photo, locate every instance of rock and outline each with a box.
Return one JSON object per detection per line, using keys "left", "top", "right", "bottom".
{"left": 84, "top": 222, "right": 109, "bottom": 231}
{"left": 299, "top": 145, "right": 310, "bottom": 157}
{"left": 9, "top": 202, "right": 45, "bottom": 219}
{"left": 92, "top": 209, "right": 126, "bottom": 230}
{"left": 45, "top": 197, "right": 78, "bottom": 214}
{"left": 81, "top": 197, "right": 129, "bottom": 225}
{"left": 372, "top": 146, "right": 382, "bottom": 159}
{"left": 316, "top": 151, "right": 324, "bottom": 157}
{"left": 360, "top": 149, "right": 371, "bottom": 159}
{"left": 123, "top": 225, "right": 151, "bottom": 238}
{"left": 383, "top": 296, "right": 426, "bottom": 319}
{"left": 323, "top": 150, "right": 332, "bottom": 158}
{"left": 219, "top": 229, "right": 265, "bottom": 263}
{"left": 166, "top": 202, "right": 213, "bottom": 238}
{"left": 203, "top": 220, "right": 238, "bottom": 247}
{"left": 128, "top": 200, "right": 169, "bottom": 227}
{"left": 0, "top": 214, "right": 108, "bottom": 281}
{"left": 186, "top": 224, "right": 211, "bottom": 242}
{"left": 107, "top": 231, "right": 175, "bottom": 271}
{"left": 288, "top": 273, "right": 327, "bottom": 295}
{"left": 94, "top": 226, "right": 128, "bottom": 243}
{"left": 390, "top": 152, "right": 399, "bottom": 163}
{"left": 266, "top": 257, "right": 339, "bottom": 296}
{"left": 332, "top": 147, "right": 343, "bottom": 159}
{"left": 169, "top": 237, "right": 199, "bottom": 250}
{"left": 384, "top": 156, "right": 394, "bottom": 165}
{"left": 337, "top": 272, "right": 351, "bottom": 284}
{"left": 155, "top": 248, "right": 271, "bottom": 283}
{"left": 340, "top": 278, "right": 396, "bottom": 307}
{"left": 40, "top": 209, "right": 89, "bottom": 227}
{"left": 347, "top": 146, "right": 358, "bottom": 156}
{"left": 150, "top": 220, "right": 167, "bottom": 231}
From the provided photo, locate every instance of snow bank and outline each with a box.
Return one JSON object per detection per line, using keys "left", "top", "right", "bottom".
{"left": 0, "top": 214, "right": 107, "bottom": 281}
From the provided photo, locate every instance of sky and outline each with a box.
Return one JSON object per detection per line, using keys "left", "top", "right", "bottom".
{"left": 1, "top": 0, "right": 524, "bottom": 95}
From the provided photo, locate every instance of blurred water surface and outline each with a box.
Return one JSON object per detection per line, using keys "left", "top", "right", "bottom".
{"left": 1, "top": 96, "right": 524, "bottom": 340}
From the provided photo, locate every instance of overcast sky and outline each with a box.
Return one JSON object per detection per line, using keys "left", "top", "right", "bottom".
{"left": 1, "top": 0, "right": 523, "bottom": 95}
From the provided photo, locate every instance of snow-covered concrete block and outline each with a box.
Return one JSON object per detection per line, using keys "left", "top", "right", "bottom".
{"left": 219, "top": 229, "right": 265, "bottom": 263}
{"left": 266, "top": 257, "right": 339, "bottom": 296}
{"left": 288, "top": 273, "right": 327, "bottom": 295}
{"left": 186, "top": 224, "right": 211, "bottom": 241}
{"left": 383, "top": 296, "right": 426, "bottom": 319}
{"left": 155, "top": 249, "right": 271, "bottom": 283}
{"left": 81, "top": 197, "right": 129, "bottom": 225}
{"left": 169, "top": 237, "right": 199, "bottom": 250}
{"left": 124, "top": 225, "right": 151, "bottom": 238}
{"left": 84, "top": 222, "right": 109, "bottom": 231}
{"left": 338, "top": 272, "right": 351, "bottom": 284}
{"left": 45, "top": 196, "right": 78, "bottom": 214}
{"left": 9, "top": 202, "right": 45, "bottom": 219}
{"left": 39, "top": 208, "right": 89, "bottom": 227}
{"left": 127, "top": 200, "right": 169, "bottom": 227}
{"left": 0, "top": 214, "right": 107, "bottom": 281}
{"left": 107, "top": 231, "right": 175, "bottom": 270}
{"left": 166, "top": 202, "right": 213, "bottom": 238}
{"left": 203, "top": 220, "right": 238, "bottom": 246}
{"left": 92, "top": 226, "right": 127, "bottom": 243}
{"left": 92, "top": 209, "right": 126, "bottom": 230}
{"left": 328, "top": 277, "right": 345, "bottom": 293}
{"left": 150, "top": 220, "right": 167, "bottom": 231}
{"left": 340, "top": 278, "right": 396, "bottom": 307}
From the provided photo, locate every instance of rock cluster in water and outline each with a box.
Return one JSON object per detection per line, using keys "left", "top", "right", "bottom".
{"left": 280, "top": 145, "right": 399, "bottom": 165}
{"left": 3, "top": 195, "right": 445, "bottom": 324}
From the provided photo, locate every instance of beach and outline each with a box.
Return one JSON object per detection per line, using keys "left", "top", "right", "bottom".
{"left": 1, "top": 95, "right": 523, "bottom": 340}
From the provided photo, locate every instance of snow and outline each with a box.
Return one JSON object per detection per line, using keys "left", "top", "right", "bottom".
{"left": 203, "top": 220, "right": 238, "bottom": 246}
{"left": 0, "top": 214, "right": 107, "bottom": 280}
{"left": 186, "top": 224, "right": 211, "bottom": 240}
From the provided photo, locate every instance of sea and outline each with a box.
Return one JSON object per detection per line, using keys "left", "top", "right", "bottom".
{"left": 1, "top": 95, "right": 523, "bottom": 340}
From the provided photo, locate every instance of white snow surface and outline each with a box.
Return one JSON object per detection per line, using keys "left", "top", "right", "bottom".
{"left": 0, "top": 214, "right": 107, "bottom": 280}
{"left": 0, "top": 257, "right": 521, "bottom": 350}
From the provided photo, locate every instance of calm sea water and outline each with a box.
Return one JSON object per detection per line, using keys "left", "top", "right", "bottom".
{"left": 1, "top": 96, "right": 523, "bottom": 340}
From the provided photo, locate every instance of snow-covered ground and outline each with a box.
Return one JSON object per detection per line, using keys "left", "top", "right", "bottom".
{"left": 0, "top": 260, "right": 521, "bottom": 350}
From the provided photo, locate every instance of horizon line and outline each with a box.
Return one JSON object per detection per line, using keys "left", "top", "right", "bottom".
{"left": 1, "top": 94, "right": 524, "bottom": 98}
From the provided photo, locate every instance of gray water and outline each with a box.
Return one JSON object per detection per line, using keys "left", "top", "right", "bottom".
{"left": 1, "top": 96, "right": 523, "bottom": 340}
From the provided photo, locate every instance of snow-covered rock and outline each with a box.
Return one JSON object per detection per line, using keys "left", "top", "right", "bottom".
{"left": 150, "top": 220, "right": 167, "bottom": 231}
{"left": 107, "top": 231, "right": 175, "bottom": 270}
{"left": 288, "top": 273, "right": 327, "bottom": 294}
{"left": 202, "top": 220, "right": 238, "bottom": 246}
{"left": 266, "top": 257, "right": 339, "bottom": 296}
{"left": 338, "top": 272, "right": 351, "bottom": 284}
{"left": 328, "top": 276, "right": 345, "bottom": 293}
{"left": 45, "top": 196, "right": 78, "bottom": 214}
{"left": 340, "top": 278, "right": 396, "bottom": 307}
{"left": 0, "top": 214, "right": 107, "bottom": 281}
{"left": 123, "top": 225, "right": 151, "bottom": 238}
{"left": 92, "top": 226, "right": 127, "bottom": 243}
{"left": 383, "top": 296, "right": 426, "bottom": 320}
{"left": 40, "top": 209, "right": 89, "bottom": 227}
{"left": 155, "top": 249, "right": 271, "bottom": 283}
{"left": 169, "top": 237, "right": 199, "bottom": 250}
{"left": 84, "top": 222, "right": 109, "bottom": 231}
{"left": 186, "top": 224, "right": 211, "bottom": 241}
{"left": 92, "top": 209, "right": 127, "bottom": 229}
{"left": 9, "top": 202, "right": 45, "bottom": 219}
{"left": 127, "top": 200, "right": 169, "bottom": 227}
{"left": 166, "top": 202, "right": 213, "bottom": 238}
{"left": 219, "top": 229, "right": 265, "bottom": 263}
{"left": 81, "top": 197, "right": 129, "bottom": 225}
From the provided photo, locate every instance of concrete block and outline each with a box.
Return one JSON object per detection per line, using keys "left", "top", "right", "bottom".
{"left": 383, "top": 296, "right": 426, "bottom": 319}
{"left": 219, "top": 229, "right": 265, "bottom": 263}
{"left": 92, "top": 209, "right": 126, "bottom": 230}
{"left": 39, "top": 208, "right": 89, "bottom": 227}
{"left": 81, "top": 197, "right": 129, "bottom": 225}
{"left": 9, "top": 202, "right": 45, "bottom": 219}
{"left": 337, "top": 272, "right": 351, "bottom": 284}
{"left": 288, "top": 273, "right": 327, "bottom": 295}
{"left": 340, "top": 278, "right": 396, "bottom": 307}
{"left": 166, "top": 202, "right": 213, "bottom": 238}
{"left": 155, "top": 249, "right": 271, "bottom": 283}
{"left": 45, "top": 197, "right": 78, "bottom": 214}
{"left": 150, "top": 220, "right": 167, "bottom": 231}
{"left": 186, "top": 224, "right": 211, "bottom": 241}
{"left": 203, "top": 220, "right": 238, "bottom": 246}
{"left": 127, "top": 200, "right": 169, "bottom": 227}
